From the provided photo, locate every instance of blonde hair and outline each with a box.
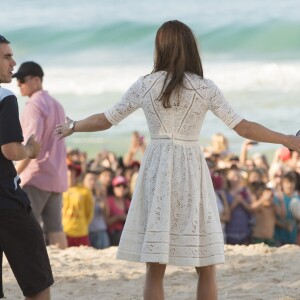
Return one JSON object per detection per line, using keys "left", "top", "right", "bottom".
{"left": 268, "top": 162, "right": 285, "bottom": 183}
{"left": 211, "top": 133, "right": 229, "bottom": 154}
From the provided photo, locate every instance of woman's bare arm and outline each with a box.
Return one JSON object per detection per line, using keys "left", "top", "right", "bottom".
{"left": 234, "top": 119, "right": 300, "bottom": 152}
{"left": 55, "top": 114, "right": 112, "bottom": 139}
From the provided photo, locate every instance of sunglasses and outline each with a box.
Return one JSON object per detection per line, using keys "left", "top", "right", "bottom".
{"left": 17, "top": 76, "right": 33, "bottom": 84}
{"left": 114, "top": 184, "right": 126, "bottom": 188}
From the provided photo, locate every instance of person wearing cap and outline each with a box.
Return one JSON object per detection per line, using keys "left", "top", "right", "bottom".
{"left": 104, "top": 176, "right": 130, "bottom": 246}
{"left": 62, "top": 162, "right": 94, "bottom": 247}
{"left": 13, "top": 61, "right": 68, "bottom": 250}
{"left": 0, "top": 35, "right": 53, "bottom": 299}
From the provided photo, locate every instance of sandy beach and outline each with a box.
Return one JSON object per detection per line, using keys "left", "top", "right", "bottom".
{"left": 2, "top": 244, "right": 300, "bottom": 300}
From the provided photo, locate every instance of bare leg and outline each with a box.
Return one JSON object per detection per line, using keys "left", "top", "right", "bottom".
{"left": 195, "top": 265, "right": 217, "bottom": 300}
{"left": 25, "top": 287, "right": 50, "bottom": 300}
{"left": 143, "top": 263, "right": 166, "bottom": 300}
{"left": 48, "top": 231, "right": 67, "bottom": 249}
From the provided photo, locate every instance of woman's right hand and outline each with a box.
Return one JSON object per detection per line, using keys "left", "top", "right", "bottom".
{"left": 54, "top": 117, "right": 75, "bottom": 140}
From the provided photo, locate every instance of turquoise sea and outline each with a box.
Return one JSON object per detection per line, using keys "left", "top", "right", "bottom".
{"left": 1, "top": 0, "right": 300, "bottom": 157}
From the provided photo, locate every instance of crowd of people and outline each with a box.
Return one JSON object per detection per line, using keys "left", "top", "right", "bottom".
{"left": 205, "top": 134, "right": 300, "bottom": 246}
{"left": 63, "top": 131, "right": 300, "bottom": 249}
{"left": 63, "top": 131, "right": 145, "bottom": 248}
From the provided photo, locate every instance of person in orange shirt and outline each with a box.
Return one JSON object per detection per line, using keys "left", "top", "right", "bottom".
{"left": 62, "top": 162, "right": 94, "bottom": 247}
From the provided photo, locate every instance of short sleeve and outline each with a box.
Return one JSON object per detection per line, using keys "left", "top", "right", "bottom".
{"left": 104, "top": 77, "right": 143, "bottom": 126}
{"left": 0, "top": 95, "right": 23, "bottom": 146}
{"left": 20, "top": 101, "right": 44, "bottom": 142}
{"left": 208, "top": 80, "right": 243, "bottom": 129}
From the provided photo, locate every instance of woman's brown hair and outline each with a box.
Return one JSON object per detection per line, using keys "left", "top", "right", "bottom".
{"left": 153, "top": 20, "right": 203, "bottom": 108}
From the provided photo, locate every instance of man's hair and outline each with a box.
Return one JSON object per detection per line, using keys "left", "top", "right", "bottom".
{"left": 0, "top": 35, "right": 10, "bottom": 44}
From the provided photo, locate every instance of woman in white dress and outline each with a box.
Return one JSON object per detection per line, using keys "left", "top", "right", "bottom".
{"left": 56, "top": 20, "right": 300, "bottom": 300}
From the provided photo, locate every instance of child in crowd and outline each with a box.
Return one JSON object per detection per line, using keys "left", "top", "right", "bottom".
{"left": 247, "top": 168, "right": 264, "bottom": 184}
{"left": 274, "top": 172, "right": 300, "bottom": 245}
{"left": 82, "top": 170, "right": 110, "bottom": 249}
{"left": 62, "top": 162, "right": 94, "bottom": 247}
{"left": 252, "top": 153, "right": 269, "bottom": 171}
{"left": 97, "top": 166, "right": 114, "bottom": 198}
{"left": 249, "top": 182, "right": 278, "bottom": 246}
{"left": 105, "top": 176, "right": 130, "bottom": 246}
{"left": 225, "top": 167, "right": 253, "bottom": 245}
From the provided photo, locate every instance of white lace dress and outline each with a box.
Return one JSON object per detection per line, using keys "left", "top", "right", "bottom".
{"left": 104, "top": 71, "right": 242, "bottom": 267}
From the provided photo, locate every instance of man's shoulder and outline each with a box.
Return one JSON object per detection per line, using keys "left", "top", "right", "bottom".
{"left": 31, "top": 90, "right": 51, "bottom": 102}
{"left": 0, "top": 87, "right": 16, "bottom": 103}
{"left": 30, "top": 90, "right": 65, "bottom": 112}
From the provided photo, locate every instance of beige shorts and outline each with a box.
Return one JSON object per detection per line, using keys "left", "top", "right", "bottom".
{"left": 22, "top": 185, "right": 63, "bottom": 233}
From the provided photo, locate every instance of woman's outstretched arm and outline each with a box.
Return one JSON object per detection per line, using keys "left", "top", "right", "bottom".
{"left": 234, "top": 119, "right": 300, "bottom": 152}
{"left": 55, "top": 113, "right": 112, "bottom": 139}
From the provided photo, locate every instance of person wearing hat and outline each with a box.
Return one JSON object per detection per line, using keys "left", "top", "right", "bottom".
{"left": 0, "top": 35, "right": 53, "bottom": 299}
{"left": 104, "top": 176, "right": 130, "bottom": 246}
{"left": 14, "top": 61, "right": 68, "bottom": 249}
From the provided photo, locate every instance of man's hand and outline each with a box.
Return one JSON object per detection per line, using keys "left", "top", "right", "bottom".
{"left": 25, "top": 134, "right": 41, "bottom": 159}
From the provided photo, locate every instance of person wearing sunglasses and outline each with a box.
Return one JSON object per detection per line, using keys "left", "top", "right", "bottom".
{"left": 0, "top": 35, "right": 53, "bottom": 299}
{"left": 13, "top": 61, "right": 68, "bottom": 250}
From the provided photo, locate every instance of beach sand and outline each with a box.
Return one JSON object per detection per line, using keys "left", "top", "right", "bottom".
{"left": 3, "top": 244, "right": 300, "bottom": 300}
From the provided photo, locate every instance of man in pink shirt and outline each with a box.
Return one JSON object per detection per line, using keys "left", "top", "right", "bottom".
{"left": 14, "top": 62, "right": 68, "bottom": 249}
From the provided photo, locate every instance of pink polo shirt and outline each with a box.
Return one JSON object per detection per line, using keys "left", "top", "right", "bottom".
{"left": 20, "top": 90, "right": 68, "bottom": 193}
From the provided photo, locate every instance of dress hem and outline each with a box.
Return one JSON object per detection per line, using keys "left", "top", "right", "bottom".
{"left": 116, "top": 251, "right": 225, "bottom": 267}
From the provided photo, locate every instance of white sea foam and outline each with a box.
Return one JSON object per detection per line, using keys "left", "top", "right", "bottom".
{"left": 5, "top": 61, "right": 298, "bottom": 155}
{"left": 7, "top": 61, "right": 300, "bottom": 96}
{"left": 206, "top": 61, "right": 300, "bottom": 93}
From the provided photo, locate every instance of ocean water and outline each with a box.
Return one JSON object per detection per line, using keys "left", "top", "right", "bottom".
{"left": 1, "top": 0, "right": 300, "bottom": 157}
